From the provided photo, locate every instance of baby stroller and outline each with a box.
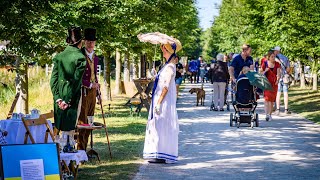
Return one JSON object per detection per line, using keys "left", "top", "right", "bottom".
{"left": 230, "top": 76, "right": 259, "bottom": 128}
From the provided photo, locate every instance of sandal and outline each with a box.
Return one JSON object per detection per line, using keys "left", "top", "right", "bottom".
{"left": 284, "top": 109, "right": 291, "bottom": 115}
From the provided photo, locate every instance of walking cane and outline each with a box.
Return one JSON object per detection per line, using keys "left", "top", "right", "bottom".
{"left": 97, "top": 87, "right": 112, "bottom": 159}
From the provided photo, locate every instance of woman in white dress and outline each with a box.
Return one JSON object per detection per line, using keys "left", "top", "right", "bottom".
{"left": 143, "top": 40, "right": 182, "bottom": 164}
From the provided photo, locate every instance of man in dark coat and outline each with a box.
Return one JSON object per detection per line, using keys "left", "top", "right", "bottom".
{"left": 77, "top": 28, "right": 100, "bottom": 150}
{"left": 50, "top": 27, "right": 86, "bottom": 131}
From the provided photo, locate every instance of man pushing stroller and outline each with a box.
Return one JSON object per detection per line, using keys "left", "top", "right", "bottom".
{"left": 229, "top": 44, "right": 254, "bottom": 83}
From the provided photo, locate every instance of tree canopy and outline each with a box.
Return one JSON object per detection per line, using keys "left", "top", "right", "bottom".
{"left": 203, "top": 0, "right": 320, "bottom": 63}
{"left": 0, "top": 0, "right": 202, "bottom": 65}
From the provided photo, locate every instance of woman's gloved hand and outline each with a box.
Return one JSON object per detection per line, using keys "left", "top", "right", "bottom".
{"left": 155, "top": 104, "right": 161, "bottom": 115}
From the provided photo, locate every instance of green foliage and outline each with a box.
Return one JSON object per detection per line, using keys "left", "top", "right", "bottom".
{"left": 200, "top": 28, "right": 217, "bottom": 61}
{"left": 0, "top": 0, "right": 67, "bottom": 65}
{"left": 205, "top": 0, "right": 320, "bottom": 65}
{"left": 0, "top": 0, "right": 201, "bottom": 64}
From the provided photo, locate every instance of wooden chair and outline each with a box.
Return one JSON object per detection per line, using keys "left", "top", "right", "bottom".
{"left": 6, "top": 92, "right": 20, "bottom": 119}
{"left": 41, "top": 110, "right": 54, "bottom": 119}
{"left": 22, "top": 111, "right": 55, "bottom": 144}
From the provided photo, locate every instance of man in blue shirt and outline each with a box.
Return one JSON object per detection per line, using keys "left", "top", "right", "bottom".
{"left": 229, "top": 44, "right": 254, "bottom": 83}
{"left": 188, "top": 58, "right": 198, "bottom": 83}
{"left": 196, "top": 56, "right": 202, "bottom": 83}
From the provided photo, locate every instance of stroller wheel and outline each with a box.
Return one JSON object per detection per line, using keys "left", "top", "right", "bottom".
{"left": 229, "top": 113, "right": 233, "bottom": 127}
{"left": 237, "top": 120, "right": 240, "bottom": 128}
{"left": 210, "top": 103, "right": 214, "bottom": 111}
{"left": 255, "top": 114, "right": 259, "bottom": 127}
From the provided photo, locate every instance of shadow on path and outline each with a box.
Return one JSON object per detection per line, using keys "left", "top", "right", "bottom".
{"left": 134, "top": 82, "right": 320, "bottom": 180}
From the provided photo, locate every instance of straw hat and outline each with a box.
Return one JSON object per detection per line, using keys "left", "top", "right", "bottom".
{"left": 163, "top": 38, "right": 182, "bottom": 54}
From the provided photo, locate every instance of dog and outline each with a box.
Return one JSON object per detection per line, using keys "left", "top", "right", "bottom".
{"left": 189, "top": 85, "right": 205, "bottom": 106}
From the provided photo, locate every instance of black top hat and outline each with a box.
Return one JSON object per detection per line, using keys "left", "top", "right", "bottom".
{"left": 84, "top": 28, "right": 97, "bottom": 41}
{"left": 66, "top": 27, "right": 83, "bottom": 45}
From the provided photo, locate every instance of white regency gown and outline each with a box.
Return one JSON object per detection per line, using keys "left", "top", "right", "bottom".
{"left": 143, "top": 63, "right": 179, "bottom": 163}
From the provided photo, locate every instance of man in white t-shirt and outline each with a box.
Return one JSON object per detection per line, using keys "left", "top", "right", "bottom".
{"left": 273, "top": 46, "right": 291, "bottom": 115}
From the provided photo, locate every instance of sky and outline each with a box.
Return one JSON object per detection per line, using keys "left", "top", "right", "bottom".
{"left": 196, "top": 0, "right": 222, "bottom": 30}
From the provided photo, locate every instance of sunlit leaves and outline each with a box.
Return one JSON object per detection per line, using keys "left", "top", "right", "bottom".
{"left": 0, "top": 0, "right": 201, "bottom": 65}
{"left": 205, "top": 0, "right": 320, "bottom": 64}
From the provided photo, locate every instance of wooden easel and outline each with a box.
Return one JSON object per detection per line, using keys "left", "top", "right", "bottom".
{"left": 6, "top": 92, "right": 20, "bottom": 119}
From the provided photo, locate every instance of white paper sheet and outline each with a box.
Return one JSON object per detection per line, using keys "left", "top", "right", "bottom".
{"left": 20, "top": 159, "right": 45, "bottom": 180}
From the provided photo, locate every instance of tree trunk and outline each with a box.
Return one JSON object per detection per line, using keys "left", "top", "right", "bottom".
{"left": 131, "top": 56, "right": 137, "bottom": 80}
{"left": 130, "top": 58, "right": 133, "bottom": 81}
{"left": 138, "top": 53, "right": 142, "bottom": 78}
{"left": 16, "top": 60, "right": 29, "bottom": 114}
{"left": 312, "top": 73, "right": 317, "bottom": 91}
{"left": 292, "top": 62, "right": 297, "bottom": 86}
{"left": 312, "top": 58, "right": 318, "bottom": 91}
{"left": 300, "top": 64, "right": 306, "bottom": 89}
{"left": 103, "top": 51, "right": 112, "bottom": 101}
{"left": 123, "top": 51, "right": 130, "bottom": 82}
{"left": 114, "top": 49, "right": 121, "bottom": 95}
{"left": 140, "top": 53, "right": 147, "bottom": 78}
{"left": 147, "top": 56, "right": 153, "bottom": 78}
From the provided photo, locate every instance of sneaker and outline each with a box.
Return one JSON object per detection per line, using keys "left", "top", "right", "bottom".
{"left": 214, "top": 107, "right": 219, "bottom": 111}
{"left": 266, "top": 114, "right": 270, "bottom": 121}
{"left": 269, "top": 115, "right": 273, "bottom": 121}
{"left": 284, "top": 109, "right": 291, "bottom": 115}
{"left": 220, "top": 108, "right": 224, "bottom": 111}
{"left": 274, "top": 109, "right": 280, "bottom": 116}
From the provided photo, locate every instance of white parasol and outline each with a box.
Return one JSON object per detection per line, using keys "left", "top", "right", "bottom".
{"left": 137, "top": 32, "right": 182, "bottom": 69}
{"left": 137, "top": 32, "right": 177, "bottom": 45}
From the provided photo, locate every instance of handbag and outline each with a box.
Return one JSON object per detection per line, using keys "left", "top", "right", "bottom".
{"left": 283, "top": 74, "right": 293, "bottom": 84}
{"left": 277, "top": 57, "right": 292, "bottom": 84}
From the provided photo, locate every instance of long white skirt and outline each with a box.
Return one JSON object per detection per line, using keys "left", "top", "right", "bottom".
{"left": 143, "top": 63, "right": 179, "bottom": 163}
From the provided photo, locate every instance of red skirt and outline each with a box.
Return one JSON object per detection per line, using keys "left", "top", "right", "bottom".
{"left": 264, "top": 87, "right": 277, "bottom": 102}
{"left": 264, "top": 73, "right": 277, "bottom": 102}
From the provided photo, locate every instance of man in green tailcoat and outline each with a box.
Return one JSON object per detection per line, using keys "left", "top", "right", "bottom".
{"left": 50, "top": 27, "right": 87, "bottom": 131}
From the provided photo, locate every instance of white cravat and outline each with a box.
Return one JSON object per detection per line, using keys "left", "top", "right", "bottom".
{"left": 85, "top": 49, "right": 94, "bottom": 61}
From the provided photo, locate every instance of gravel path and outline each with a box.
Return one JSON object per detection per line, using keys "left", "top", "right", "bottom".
{"left": 134, "top": 83, "right": 320, "bottom": 180}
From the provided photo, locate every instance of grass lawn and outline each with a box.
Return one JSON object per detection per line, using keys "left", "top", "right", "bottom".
{"left": 0, "top": 67, "right": 148, "bottom": 179}
{"left": 288, "top": 85, "right": 320, "bottom": 123}
{"left": 77, "top": 96, "right": 147, "bottom": 180}
{"left": 1, "top": 67, "right": 188, "bottom": 179}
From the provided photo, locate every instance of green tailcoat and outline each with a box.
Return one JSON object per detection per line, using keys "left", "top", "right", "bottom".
{"left": 50, "top": 46, "right": 86, "bottom": 131}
